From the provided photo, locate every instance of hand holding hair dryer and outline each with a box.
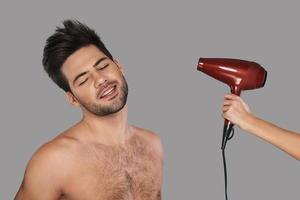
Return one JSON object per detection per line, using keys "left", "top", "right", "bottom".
{"left": 197, "top": 58, "right": 267, "bottom": 149}
{"left": 197, "top": 57, "right": 267, "bottom": 200}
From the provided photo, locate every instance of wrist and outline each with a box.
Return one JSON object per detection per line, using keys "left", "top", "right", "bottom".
{"left": 240, "top": 113, "right": 257, "bottom": 132}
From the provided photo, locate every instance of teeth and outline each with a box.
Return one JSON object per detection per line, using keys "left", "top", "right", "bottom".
{"left": 102, "top": 87, "right": 114, "bottom": 97}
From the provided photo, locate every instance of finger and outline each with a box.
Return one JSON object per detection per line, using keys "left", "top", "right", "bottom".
{"left": 222, "top": 105, "right": 230, "bottom": 112}
{"left": 224, "top": 93, "right": 238, "bottom": 100}
{"left": 235, "top": 95, "right": 244, "bottom": 103}
{"left": 229, "top": 95, "right": 244, "bottom": 106}
{"left": 223, "top": 100, "right": 232, "bottom": 106}
{"left": 222, "top": 112, "right": 230, "bottom": 120}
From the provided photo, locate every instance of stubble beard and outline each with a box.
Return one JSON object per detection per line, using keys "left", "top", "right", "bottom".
{"left": 79, "top": 75, "right": 128, "bottom": 116}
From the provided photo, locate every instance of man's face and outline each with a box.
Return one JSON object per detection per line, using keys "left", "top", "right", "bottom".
{"left": 61, "top": 45, "right": 128, "bottom": 116}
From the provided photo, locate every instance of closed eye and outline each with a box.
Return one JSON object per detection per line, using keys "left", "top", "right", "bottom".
{"left": 97, "top": 64, "right": 109, "bottom": 70}
{"left": 79, "top": 78, "right": 88, "bottom": 86}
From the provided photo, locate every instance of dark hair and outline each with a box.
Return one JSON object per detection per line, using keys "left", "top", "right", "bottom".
{"left": 42, "top": 19, "right": 113, "bottom": 92}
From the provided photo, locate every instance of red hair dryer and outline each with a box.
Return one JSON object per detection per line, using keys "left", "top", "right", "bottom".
{"left": 197, "top": 58, "right": 267, "bottom": 149}
{"left": 197, "top": 58, "right": 267, "bottom": 200}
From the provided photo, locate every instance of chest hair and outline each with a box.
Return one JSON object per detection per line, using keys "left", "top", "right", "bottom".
{"left": 85, "top": 134, "right": 161, "bottom": 200}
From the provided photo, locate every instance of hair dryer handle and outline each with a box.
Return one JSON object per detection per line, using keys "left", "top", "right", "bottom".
{"left": 224, "top": 118, "right": 230, "bottom": 126}
{"left": 221, "top": 86, "right": 240, "bottom": 149}
{"left": 231, "top": 85, "right": 241, "bottom": 96}
{"left": 222, "top": 119, "right": 234, "bottom": 149}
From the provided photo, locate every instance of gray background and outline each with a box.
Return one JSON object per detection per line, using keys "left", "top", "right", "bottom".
{"left": 1, "top": 0, "right": 299, "bottom": 199}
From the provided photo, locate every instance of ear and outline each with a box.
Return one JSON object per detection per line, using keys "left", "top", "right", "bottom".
{"left": 66, "top": 92, "right": 80, "bottom": 107}
{"left": 114, "top": 59, "right": 125, "bottom": 74}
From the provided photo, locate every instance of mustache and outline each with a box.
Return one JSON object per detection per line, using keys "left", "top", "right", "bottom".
{"left": 96, "top": 80, "right": 118, "bottom": 99}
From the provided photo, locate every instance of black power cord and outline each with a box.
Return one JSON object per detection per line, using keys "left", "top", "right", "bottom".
{"left": 222, "top": 125, "right": 235, "bottom": 200}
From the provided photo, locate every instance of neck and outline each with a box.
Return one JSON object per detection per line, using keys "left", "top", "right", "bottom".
{"left": 80, "top": 105, "right": 131, "bottom": 146}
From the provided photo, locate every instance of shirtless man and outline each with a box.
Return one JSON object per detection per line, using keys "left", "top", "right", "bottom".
{"left": 15, "top": 20, "right": 163, "bottom": 200}
{"left": 222, "top": 93, "right": 300, "bottom": 161}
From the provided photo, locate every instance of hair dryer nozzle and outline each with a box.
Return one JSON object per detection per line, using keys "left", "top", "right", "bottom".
{"left": 256, "top": 66, "right": 267, "bottom": 88}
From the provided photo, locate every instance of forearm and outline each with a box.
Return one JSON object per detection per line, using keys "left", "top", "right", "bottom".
{"left": 243, "top": 115, "right": 300, "bottom": 161}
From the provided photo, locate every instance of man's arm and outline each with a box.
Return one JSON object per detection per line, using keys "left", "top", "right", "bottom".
{"left": 15, "top": 144, "right": 65, "bottom": 200}
{"left": 222, "top": 94, "right": 300, "bottom": 161}
{"left": 149, "top": 131, "right": 164, "bottom": 199}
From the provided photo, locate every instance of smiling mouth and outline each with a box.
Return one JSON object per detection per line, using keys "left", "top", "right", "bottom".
{"left": 98, "top": 85, "right": 118, "bottom": 100}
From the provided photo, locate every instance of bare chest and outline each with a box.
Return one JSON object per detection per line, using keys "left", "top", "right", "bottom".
{"left": 63, "top": 137, "right": 162, "bottom": 200}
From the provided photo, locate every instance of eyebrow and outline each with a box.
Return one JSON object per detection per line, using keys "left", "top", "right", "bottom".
{"left": 72, "top": 57, "right": 108, "bottom": 85}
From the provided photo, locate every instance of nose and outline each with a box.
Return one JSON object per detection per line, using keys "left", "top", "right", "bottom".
{"left": 93, "top": 71, "right": 106, "bottom": 88}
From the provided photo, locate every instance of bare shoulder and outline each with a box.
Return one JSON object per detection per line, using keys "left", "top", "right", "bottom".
{"left": 25, "top": 133, "right": 78, "bottom": 180}
{"left": 34, "top": 134, "right": 77, "bottom": 162}
{"left": 132, "top": 126, "right": 164, "bottom": 160}
{"left": 15, "top": 131, "right": 81, "bottom": 199}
